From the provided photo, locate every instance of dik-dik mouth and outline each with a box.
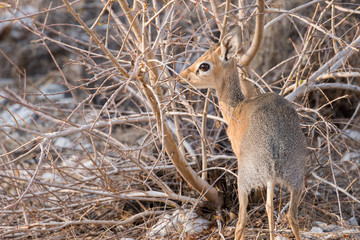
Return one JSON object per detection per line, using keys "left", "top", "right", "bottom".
{"left": 176, "top": 75, "right": 191, "bottom": 89}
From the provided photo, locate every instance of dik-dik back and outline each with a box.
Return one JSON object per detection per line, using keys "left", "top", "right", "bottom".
{"left": 179, "top": 26, "right": 307, "bottom": 240}
{"left": 229, "top": 93, "right": 306, "bottom": 193}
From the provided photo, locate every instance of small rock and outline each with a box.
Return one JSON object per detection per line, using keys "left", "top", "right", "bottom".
{"left": 62, "top": 155, "right": 78, "bottom": 168}
{"left": 41, "top": 172, "right": 55, "bottom": 181}
{"left": 324, "top": 233, "right": 338, "bottom": 239}
{"left": 341, "top": 152, "right": 360, "bottom": 163}
{"left": 0, "top": 80, "right": 12, "bottom": 88}
{"left": 0, "top": 104, "right": 35, "bottom": 127}
{"left": 147, "top": 209, "right": 210, "bottom": 238}
{"left": 312, "top": 221, "right": 327, "bottom": 228}
{"left": 54, "top": 137, "right": 73, "bottom": 148}
{"left": 40, "top": 172, "right": 62, "bottom": 182}
{"left": 38, "top": 83, "right": 67, "bottom": 101}
{"left": 323, "top": 224, "right": 340, "bottom": 232}
{"left": 148, "top": 213, "right": 173, "bottom": 238}
{"left": 275, "top": 236, "right": 289, "bottom": 240}
{"left": 344, "top": 129, "right": 360, "bottom": 142}
{"left": 0, "top": 93, "right": 7, "bottom": 105}
{"left": 310, "top": 226, "right": 324, "bottom": 233}
{"left": 75, "top": 143, "right": 92, "bottom": 150}
{"left": 0, "top": 6, "right": 37, "bottom": 40}
{"left": 346, "top": 216, "right": 358, "bottom": 227}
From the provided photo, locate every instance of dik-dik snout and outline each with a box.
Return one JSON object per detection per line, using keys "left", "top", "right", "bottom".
{"left": 179, "top": 28, "right": 243, "bottom": 90}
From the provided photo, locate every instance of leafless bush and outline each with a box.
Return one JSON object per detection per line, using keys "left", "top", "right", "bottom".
{"left": 0, "top": 0, "right": 359, "bottom": 239}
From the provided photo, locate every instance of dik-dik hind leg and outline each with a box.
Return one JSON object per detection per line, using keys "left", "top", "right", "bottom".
{"left": 288, "top": 188, "right": 302, "bottom": 240}
{"left": 235, "top": 192, "right": 248, "bottom": 240}
{"left": 266, "top": 181, "right": 275, "bottom": 240}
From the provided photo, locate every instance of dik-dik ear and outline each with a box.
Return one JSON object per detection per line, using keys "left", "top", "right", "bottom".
{"left": 220, "top": 27, "right": 242, "bottom": 61}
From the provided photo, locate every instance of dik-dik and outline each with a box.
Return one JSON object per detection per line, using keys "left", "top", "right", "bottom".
{"left": 179, "top": 27, "right": 307, "bottom": 240}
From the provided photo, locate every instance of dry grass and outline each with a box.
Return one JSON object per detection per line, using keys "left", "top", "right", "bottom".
{"left": 0, "top": 0, "right": 359, "bottom": 239}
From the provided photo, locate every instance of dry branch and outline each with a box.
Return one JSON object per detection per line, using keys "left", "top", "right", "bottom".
{"left": 138, "top": 76, "right": 222, "bottom": 209}
{"left": 239, "top": 0, "right": 264, "bottom": 66}
{"left": 286, "top": 35, "right": 360, "bottom": 101}
{"left": 311, "top": 172, "right": 360, "bottom": 204}
{"left": 265, "top": 0, "right": 322, "bottom": 30}
{"left": 1, "top": 211, "right": 164, "bottom": 235}
{"left": 60, "top": 0, "right": 222, "bottom": 209}
{"left": 61, "top": 0, "right": 129, "bottom": 78}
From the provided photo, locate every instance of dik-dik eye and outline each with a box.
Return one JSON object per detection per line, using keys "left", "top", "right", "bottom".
{"left": 199, "top": 63, "right": 210, "bottom": 72}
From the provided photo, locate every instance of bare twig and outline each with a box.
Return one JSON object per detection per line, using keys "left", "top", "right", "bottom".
{"left": 138, "top": 75, "right": 222, "bottom": 209}
{"left": 286, "top": 83, "right": 360, "bottom": 102}
{"left": 311, "top": 172, "right": 360, "bottom": 204}
{"left": 240, "top": 0, "right": 264, "bottom": 66}
{"left": 61, "top": 0, "right": 129, "bottom": 78}
{"left": 1, "top": 210, "right": 164, "bottom": 233}
{"left": 201, "top": 90, "right": 211, "bottom": 181}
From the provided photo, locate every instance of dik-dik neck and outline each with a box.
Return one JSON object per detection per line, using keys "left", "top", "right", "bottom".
{"left": 216, "top": 60, "right": 245, "bottom": 123}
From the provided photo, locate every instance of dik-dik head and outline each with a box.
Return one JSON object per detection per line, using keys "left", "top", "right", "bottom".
{"left": 179, "top": 28, "right": 243, "bottom": 90}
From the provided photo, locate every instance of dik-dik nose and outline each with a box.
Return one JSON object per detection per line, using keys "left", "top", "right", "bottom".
{"left": 178, "top": 69, "right": 190, "bottom": 84}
